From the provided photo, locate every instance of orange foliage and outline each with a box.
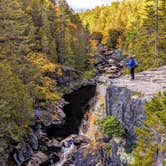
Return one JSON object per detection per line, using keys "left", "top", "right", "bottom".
{"left": 68, "top": 21, "right": 77, "bottom": 30}
{"left": 116, "top": 36, "right": 122, "bottom": 48}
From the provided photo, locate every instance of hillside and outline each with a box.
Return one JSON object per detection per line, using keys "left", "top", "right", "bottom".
{"left": 79, "top": 0, "right": 166, "bottom": 71}
{"left": 0, "top": 0, "right": 92, "bottom": 163}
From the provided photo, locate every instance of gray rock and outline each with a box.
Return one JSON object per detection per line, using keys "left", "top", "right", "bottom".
{"left": 110, "top": 139, "right": 121, "bottom": 166}
{"left": 112, "top": 49, "right": 124, "bottom": 61}
{"left": 26, "top": 151, "right": 49, "bottom": 166}
{"left": 13, "top": 142, "right": 33, "bottom": 165}
{"left": 25, "top": 133, "right": 38, "bottom": 151}
{"left": 47, "top": 139, "right": 62, "bottom": 152}
{"left": 106, "top": 85, "right": 145, "bottom": 144}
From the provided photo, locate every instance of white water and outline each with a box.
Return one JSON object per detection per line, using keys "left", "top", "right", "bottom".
{"left": 55, "top": 141, "right": 75, "bottom": 166}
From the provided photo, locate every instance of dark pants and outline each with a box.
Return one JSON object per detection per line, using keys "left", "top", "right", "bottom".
{"left": 130, "top": 68, "right": 135, "bottom": 79}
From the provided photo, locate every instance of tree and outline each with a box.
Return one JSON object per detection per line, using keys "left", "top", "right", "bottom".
{"left": 55, "top": 0, "right": 70, "bottom": 64}
{"left": 143, "top": 0, "right": 159, "bottom": 63}
{"left": 0, "top": 0, "right": 91, "bottom": 162}
{"left": 131, "top": 93, "right": 166, "bottom": 166}
{"left": 106, "top": 29, "right": 122, "bottom": 49}
{"left": 154, "top": 0, "right": 159, "bottom": 63}
{"left": 79, "top": 0, "right": 165, "bottom": 70}
{"left": 0, "top": 0, "right": 31, "bottom": 56}
{"left": 0, "top": 63, "right": 33, "bottom": 159}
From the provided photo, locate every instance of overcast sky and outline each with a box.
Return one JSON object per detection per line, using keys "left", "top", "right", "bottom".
{"left": 66, "top": 0, "right": 112, "bottom": 10}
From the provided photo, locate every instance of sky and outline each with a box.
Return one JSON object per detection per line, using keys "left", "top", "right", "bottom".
{"left": 66, "top": 0, "right": 112, "bottom": 11}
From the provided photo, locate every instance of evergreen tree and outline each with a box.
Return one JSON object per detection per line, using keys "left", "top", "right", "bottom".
{"left": 79, "top": 0, "right": 165, "bottom": 70}
{"left": 0, "top": 0, "right": 31, "bottom": 55}
{"left": 0, "top": 63, "right": 33, "bottom": 159}
{"left": 131, "top": 93, "right": 166, "bottom": 166}
{"left": 55, "top": 0, "right": 69, "bottom": 64}
{"left": 0, "top": 0, "right": 91, "bottom": 161}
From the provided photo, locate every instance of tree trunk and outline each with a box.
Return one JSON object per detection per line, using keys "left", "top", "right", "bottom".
{"left": 154, "top": 0, "right": 159, "bottom": 64}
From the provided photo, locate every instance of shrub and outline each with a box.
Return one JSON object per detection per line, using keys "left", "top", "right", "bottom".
{"left": 82, "top": 70, "right": 94, "bottom": 79}
{"left": 146, "top": 96, "right": 163, "bottom": 112}
{"left": 98, "top": 116, "right": 125, "bottom": 138}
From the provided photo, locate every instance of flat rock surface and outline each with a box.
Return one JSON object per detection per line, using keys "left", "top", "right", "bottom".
{"left": 111, "top": 66, "right": 166, "bottom": 100}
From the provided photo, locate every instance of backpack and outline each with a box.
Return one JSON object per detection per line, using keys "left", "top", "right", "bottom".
{"left": 134, "top": 59, "right": 138, "bottom": 67}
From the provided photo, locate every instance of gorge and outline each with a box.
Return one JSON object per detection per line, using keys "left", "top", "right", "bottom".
{"left": 46, "top": 85, "right": 96, "bottom": 139}
{"left": 4, "top": 50, "right": 166, "bottom": 166}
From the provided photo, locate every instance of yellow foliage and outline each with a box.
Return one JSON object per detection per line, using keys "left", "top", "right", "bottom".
{"left": 90, "top": 40, "right": 98, "bottom": 57}
{"left": 55, "top": 64, "right": 63, "bottom": 76}
{"left": 27, "top": 53, "right": 55, "bottom": 72}
{"left": 27, "top": 53, "right": 63, "bottom": 76}
{"left": 24, "top": 53, "right": 63, "bottom": 103}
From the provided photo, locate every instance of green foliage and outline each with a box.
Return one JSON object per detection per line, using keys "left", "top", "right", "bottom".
{"left": 156, "top": 110, "right": 166, "bottom": 127}
{"left": 104, "top": 143, "right": 112, "bottom": 158}
{"left": 0, "top": 0, "right": 31, "bottom": 56}
{"left": 0, "top": 63, "right": 33, "bottom": 158}
{"left": 82, "top": 70, "right": 94, "bottom": 79}
{"left": 126, "top": 0, "right": 166, "bottom": 71}
{"left": 131, "top": 92, "right": 166, "bottom": 165}
{"left": 23, "top": 53, "right": 62, "bottom": 104}
{"left": 106, "top": 29, "right": 122, "bottom": 49}
{"left": 0, "top": 0, "right": 91, "bottom": 161}
{"left": 80, "top": 0, "right": 166, "bottom": 70}
{"left": 79, "top": 0, "right": 144, "bottom": 48}
{"left": 91, "top": 32, "right": 103, "bottom": 42}
{"left": 146, "top": 96, "right": 163, "bottom": 112}
{"left": 98, "top": 116, "right": 125, "bottom": 138}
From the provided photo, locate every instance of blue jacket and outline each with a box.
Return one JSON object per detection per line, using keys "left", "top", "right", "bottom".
{"left": 128, "top": 58, "right": 136, "bottom": 69}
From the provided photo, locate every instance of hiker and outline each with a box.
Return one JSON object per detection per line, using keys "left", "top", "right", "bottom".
{"left": 128, "top": 55, "right": 137, "bottom": 80}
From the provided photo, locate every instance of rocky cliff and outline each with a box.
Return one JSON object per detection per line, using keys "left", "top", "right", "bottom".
{"left": 106, "top": 66, "right": 166, "bottom": 166}
{"left": 4, "top": 49, "right": 166, "bottom": 166}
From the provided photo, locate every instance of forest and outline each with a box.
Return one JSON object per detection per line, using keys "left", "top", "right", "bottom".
{"left": 0, "top": 0, "right": 91, "bottom": 160}
{"left": 0, "top": 0, "right": 165, "bottom": 165}
{"left": 80, "top": 0, "right": 166, "bottom": 71}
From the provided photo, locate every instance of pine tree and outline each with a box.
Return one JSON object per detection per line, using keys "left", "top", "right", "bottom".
{"left": 0, "top": 0, "right": 92, "bottom": 162}
{"left": 0, "top": 62, "right": 33, "bottom": 159}
{"left": 55, "top": 0, "right": 68, "bottom": 64}
{"left": 131, "top": 93, "right": 166, "bottom": 166}
{"left": 0, "top": 0, "right": 31, "bottom": 56}
{"left": 143, "top": 0, "right": 166, "bottom": 65}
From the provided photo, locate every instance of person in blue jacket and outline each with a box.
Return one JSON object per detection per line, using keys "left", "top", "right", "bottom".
{"left": 128, "top": 55, "right": 137, "bottom": 80}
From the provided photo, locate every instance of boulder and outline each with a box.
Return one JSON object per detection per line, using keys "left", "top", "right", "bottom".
{"left": 13, "top": 142, "right": 33, "bottom": 165}
{"left": 108, "top": 58, "right": 115, "bottom": 64}
{"left": 73, "top": 146, "right": 101, "bottom": 166}
{"left": 112, "top": 49, "right": 123, "bottom": 61}
{"left": 26, "top": 152, "right": 48, "bottom": 166}
{"left": 72, "top": 135, "right": 90, "bottom": 146}
{"left": 25, "top": 133, "right": 38, "bottom": 151}
{"left": 47, "top": 139, "right": 62, "bottom": 152}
